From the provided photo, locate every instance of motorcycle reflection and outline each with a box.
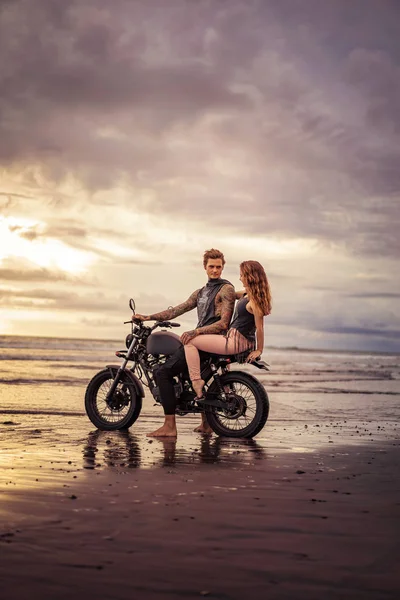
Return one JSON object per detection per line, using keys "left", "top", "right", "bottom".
{"left": 83, "top": 430, "right": 141, "bottom": 470}
{"left": 83, "top": 430, "right": 267, "bottom": 470}
{"left": 156, "top": 436, "right": 267, "bottom": 468}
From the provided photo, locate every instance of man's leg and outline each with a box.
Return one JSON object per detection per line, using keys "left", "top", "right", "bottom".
{"left": 147, "top": 347, "right": 213, "bottom": 436}
{"left": 146, "top": 348, "right": 187, "bottom": 437}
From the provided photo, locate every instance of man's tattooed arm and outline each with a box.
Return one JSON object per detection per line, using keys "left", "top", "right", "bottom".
{"left": 195, "top": 284, "right": 235, "bottom": 335}
{"left": 148, "top": 289, "right": 200, "bottom": 321}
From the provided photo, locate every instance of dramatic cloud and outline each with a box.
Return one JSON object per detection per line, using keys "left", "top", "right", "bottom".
{"left": 0, "top": 0, "right": 399, "bottom": 350}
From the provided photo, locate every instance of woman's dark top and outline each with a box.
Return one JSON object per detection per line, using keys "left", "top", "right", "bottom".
{"left": 229, "top": 297, "right": 256, "bottom": 342}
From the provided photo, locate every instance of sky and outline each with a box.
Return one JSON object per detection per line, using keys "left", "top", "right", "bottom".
{"left": 0, "top": 0, "right": 399, "bottom": 352}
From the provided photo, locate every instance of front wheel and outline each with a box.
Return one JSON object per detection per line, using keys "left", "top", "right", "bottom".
{"left": 85, "top": 369, "right": 142, "bottom": 431}
{"left": 205, "top": 371, "right": 269, "bottom": 438}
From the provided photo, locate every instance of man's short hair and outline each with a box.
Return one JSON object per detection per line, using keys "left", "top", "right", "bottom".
{"left": 203, "top": 248, "right": 226, "bottom": 268}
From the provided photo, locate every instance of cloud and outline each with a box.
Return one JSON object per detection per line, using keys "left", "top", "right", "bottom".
{"left": 1, "top": 0, "right": 399, "bottom": 349}
{"left": 322, "top": 326, "right": 400, "bottom": 340}
{"left": 0, "top": 287, "right": 121, "bottom": 312}
{"left": 1, "top": 0, "right": 399, "bottom": 262}
{"left": 0, "top": 282, "right": 174, "bottom": 316}
{"left": 345, "top": 48, "right": 400, "bottom": 133}
{"left": 0, "top": 258, "right": 94, "bottom": 283}
{"left": 346, "top": 292, "right": 400, "bottom": 300}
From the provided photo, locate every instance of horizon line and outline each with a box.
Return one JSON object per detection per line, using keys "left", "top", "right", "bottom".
{"left": 1, "top": 333, "right": 399, "bottom": 356}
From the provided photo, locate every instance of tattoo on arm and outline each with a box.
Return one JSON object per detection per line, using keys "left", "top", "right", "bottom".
{"left": 150, "top": 289, "right": 199, "bottom": 321}
{"left": 196, "top": 284, "right": 236, "bottom": 335}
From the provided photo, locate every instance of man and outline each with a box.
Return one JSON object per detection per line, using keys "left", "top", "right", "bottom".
{"left": 135, "top": 248, "right": 235, "bottom": 437}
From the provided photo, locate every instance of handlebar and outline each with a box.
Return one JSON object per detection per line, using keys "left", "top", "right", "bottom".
{"left": 123, "top": 319, "right": 181, "bottom": 329}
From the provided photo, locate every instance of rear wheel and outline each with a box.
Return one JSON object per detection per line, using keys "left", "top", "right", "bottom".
{"left": 205, "top": 371, "right": 269, "bottom": 438}
{"left": 85, "top": 369, "right": 142, "bottom": 431}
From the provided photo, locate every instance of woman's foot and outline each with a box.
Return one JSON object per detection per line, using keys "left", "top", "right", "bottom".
{"left": 192, "top": 378, "right": 205, "bottom": 399}
{"left": 193, "top": 414, "right": 213, "bottom": 434}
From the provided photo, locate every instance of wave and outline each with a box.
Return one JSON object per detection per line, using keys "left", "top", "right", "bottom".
{"left": 0, "top": 335, "right": 119, "bottom": 351}
{"left": 0, "top": 409, "right": 85, "bottom": 416}
{"left": 0, "top": 353, "right": 110, "bottom": 363}
{"left": 273, "top": 388, "right": 400, "bottom": 396}
{"left": 1, "top": 378, "right": 88, "bottom": 386}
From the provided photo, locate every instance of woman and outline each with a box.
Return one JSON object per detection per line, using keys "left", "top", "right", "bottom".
{"left": 183, "top": 260, "right": 271, "bottom": 400}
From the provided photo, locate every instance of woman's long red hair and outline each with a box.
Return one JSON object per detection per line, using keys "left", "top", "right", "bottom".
{"left": 240, "top": 260, "right": 271, "bottom": 316}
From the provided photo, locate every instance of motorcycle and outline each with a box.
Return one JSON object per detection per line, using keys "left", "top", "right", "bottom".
{"left": 84, "top": 299, "right": 270, "bottom": 438}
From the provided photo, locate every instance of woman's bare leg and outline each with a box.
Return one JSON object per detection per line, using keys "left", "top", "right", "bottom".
{"left": 184, "top": 334, "right": 231, "bottom": 399}
{"left": 184, "top": 332, "right": 251, "bottom": 433}
{"left": 192, "top": 378, "right": 205, "bottom": 398}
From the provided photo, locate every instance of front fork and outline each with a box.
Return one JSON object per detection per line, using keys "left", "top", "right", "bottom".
{"left": 106, "top": 337, "right": 138, "bottom": 402}
{"left": 106, "top": 363, "right": 127, "bottom": 402}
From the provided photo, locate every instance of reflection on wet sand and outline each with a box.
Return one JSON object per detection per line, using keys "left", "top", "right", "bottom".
{"left": 83, "top": 430, "right": 141, "bottom": 470}
{"left": 82, "top": 430, "right": 267, "bottom": 471}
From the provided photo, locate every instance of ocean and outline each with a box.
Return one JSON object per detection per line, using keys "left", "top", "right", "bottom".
{"left": 0, "top": 335, "right": 399, "bottom": 476}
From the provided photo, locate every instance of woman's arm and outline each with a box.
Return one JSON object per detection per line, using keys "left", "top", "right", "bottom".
{"left": 246, "top": 305, "right": 264, "bottom": 361}
{"left": 235, "top": 289, "right": 246, "bottom": 299}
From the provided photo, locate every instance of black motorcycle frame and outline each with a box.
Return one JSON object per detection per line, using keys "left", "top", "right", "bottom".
{"left": 85, "top": 298, "right": 271, "bottom": 437}
{"left": 107, "top": 317, "right": 269, "bottom": 414}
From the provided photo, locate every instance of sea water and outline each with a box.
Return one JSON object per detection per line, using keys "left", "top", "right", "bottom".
{"left": 0, "top": 335, "right": 399, "bottom": 475}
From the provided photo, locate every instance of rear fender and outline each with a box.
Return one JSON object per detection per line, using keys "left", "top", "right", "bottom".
{"left": 106, "top": 365, "right": 145, "bottom": 398}
{"left": 249, "top": 360, "right": 270, "bottom": 371}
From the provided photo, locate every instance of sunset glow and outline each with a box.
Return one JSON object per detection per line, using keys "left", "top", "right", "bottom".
{"left": 0, "top": 217, "right": 94, "bottom": 274}
{"left": 0, "top": 0, "right": 399, "bottom": 351}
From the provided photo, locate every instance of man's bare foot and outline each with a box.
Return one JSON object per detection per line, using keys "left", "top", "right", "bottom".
{"left": 147, "top": 415, "right": 177, "bottom": 437}
{"left": 192, "top": 378, "right": 205, "bottom": 398}
{"left": 146, "top": 425, "right": 177, "bottom": 437}
{"left": 193, "top": 423, "right": 213, "bottom": 434}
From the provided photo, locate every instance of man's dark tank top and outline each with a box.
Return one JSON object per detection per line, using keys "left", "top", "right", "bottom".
{"left": 230, "top": 297, "right": 256, "bottom": 341}
{"left": 196, "top": 278, "right": 232, "bottom": 328}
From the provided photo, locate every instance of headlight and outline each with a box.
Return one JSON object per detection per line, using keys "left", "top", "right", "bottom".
{"left": 125, "top": 334, "right": 134, "bottom": 349}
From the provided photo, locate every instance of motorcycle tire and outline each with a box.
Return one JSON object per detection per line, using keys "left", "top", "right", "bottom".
{"left": 205, "top": 371, "right": 269, "bottom": 438}
{"left": 85, "top": 369, "right": 142, "bottom": 431}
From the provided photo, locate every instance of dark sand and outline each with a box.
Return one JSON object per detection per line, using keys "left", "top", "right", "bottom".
{"left": 1, "top": 433, "right": 400, "bottom": 600}
{"left": 1, "top": 346, "right": 400, "bottom": 599}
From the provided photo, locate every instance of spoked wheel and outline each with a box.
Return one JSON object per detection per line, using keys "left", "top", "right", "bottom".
{"left": 205, "top": 371, "right": 269, "bottom": 438}
{"left": 85, "top": 369, "right": 142, "bottom": 431}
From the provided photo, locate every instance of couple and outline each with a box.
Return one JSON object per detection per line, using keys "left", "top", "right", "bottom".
{"left": 135, "top": 248, "right": 271, "bottom": 437}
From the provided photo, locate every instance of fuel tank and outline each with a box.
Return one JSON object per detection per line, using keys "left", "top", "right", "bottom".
{"left": 146, "top": 331, "right": 182, "bottom": 356}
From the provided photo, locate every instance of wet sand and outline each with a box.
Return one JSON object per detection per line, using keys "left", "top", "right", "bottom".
{"left": 1, "top": 344, "right": 400, "bottom": 599}
{"left": 1, "top": 422, "right": 400, "bottom": 599}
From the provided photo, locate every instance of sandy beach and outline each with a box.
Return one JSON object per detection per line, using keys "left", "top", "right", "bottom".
{"left": 1, "top": 437, "right": 400, "bottom": 600}
{"left": 1, "top": 338, "right": 400, "bottom": 599}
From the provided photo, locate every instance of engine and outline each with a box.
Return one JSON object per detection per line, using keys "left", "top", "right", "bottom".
{"left": 146, "top": 331, "right": 182, "bottom": 356}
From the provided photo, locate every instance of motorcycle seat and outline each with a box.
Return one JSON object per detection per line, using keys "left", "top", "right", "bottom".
{"left": 206, "top": 352, "right": 250, "bottom": 363}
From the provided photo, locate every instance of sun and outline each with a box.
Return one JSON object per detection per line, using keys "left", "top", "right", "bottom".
{"left": 0, "top": 216, "right": 95, "bottom": 274}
